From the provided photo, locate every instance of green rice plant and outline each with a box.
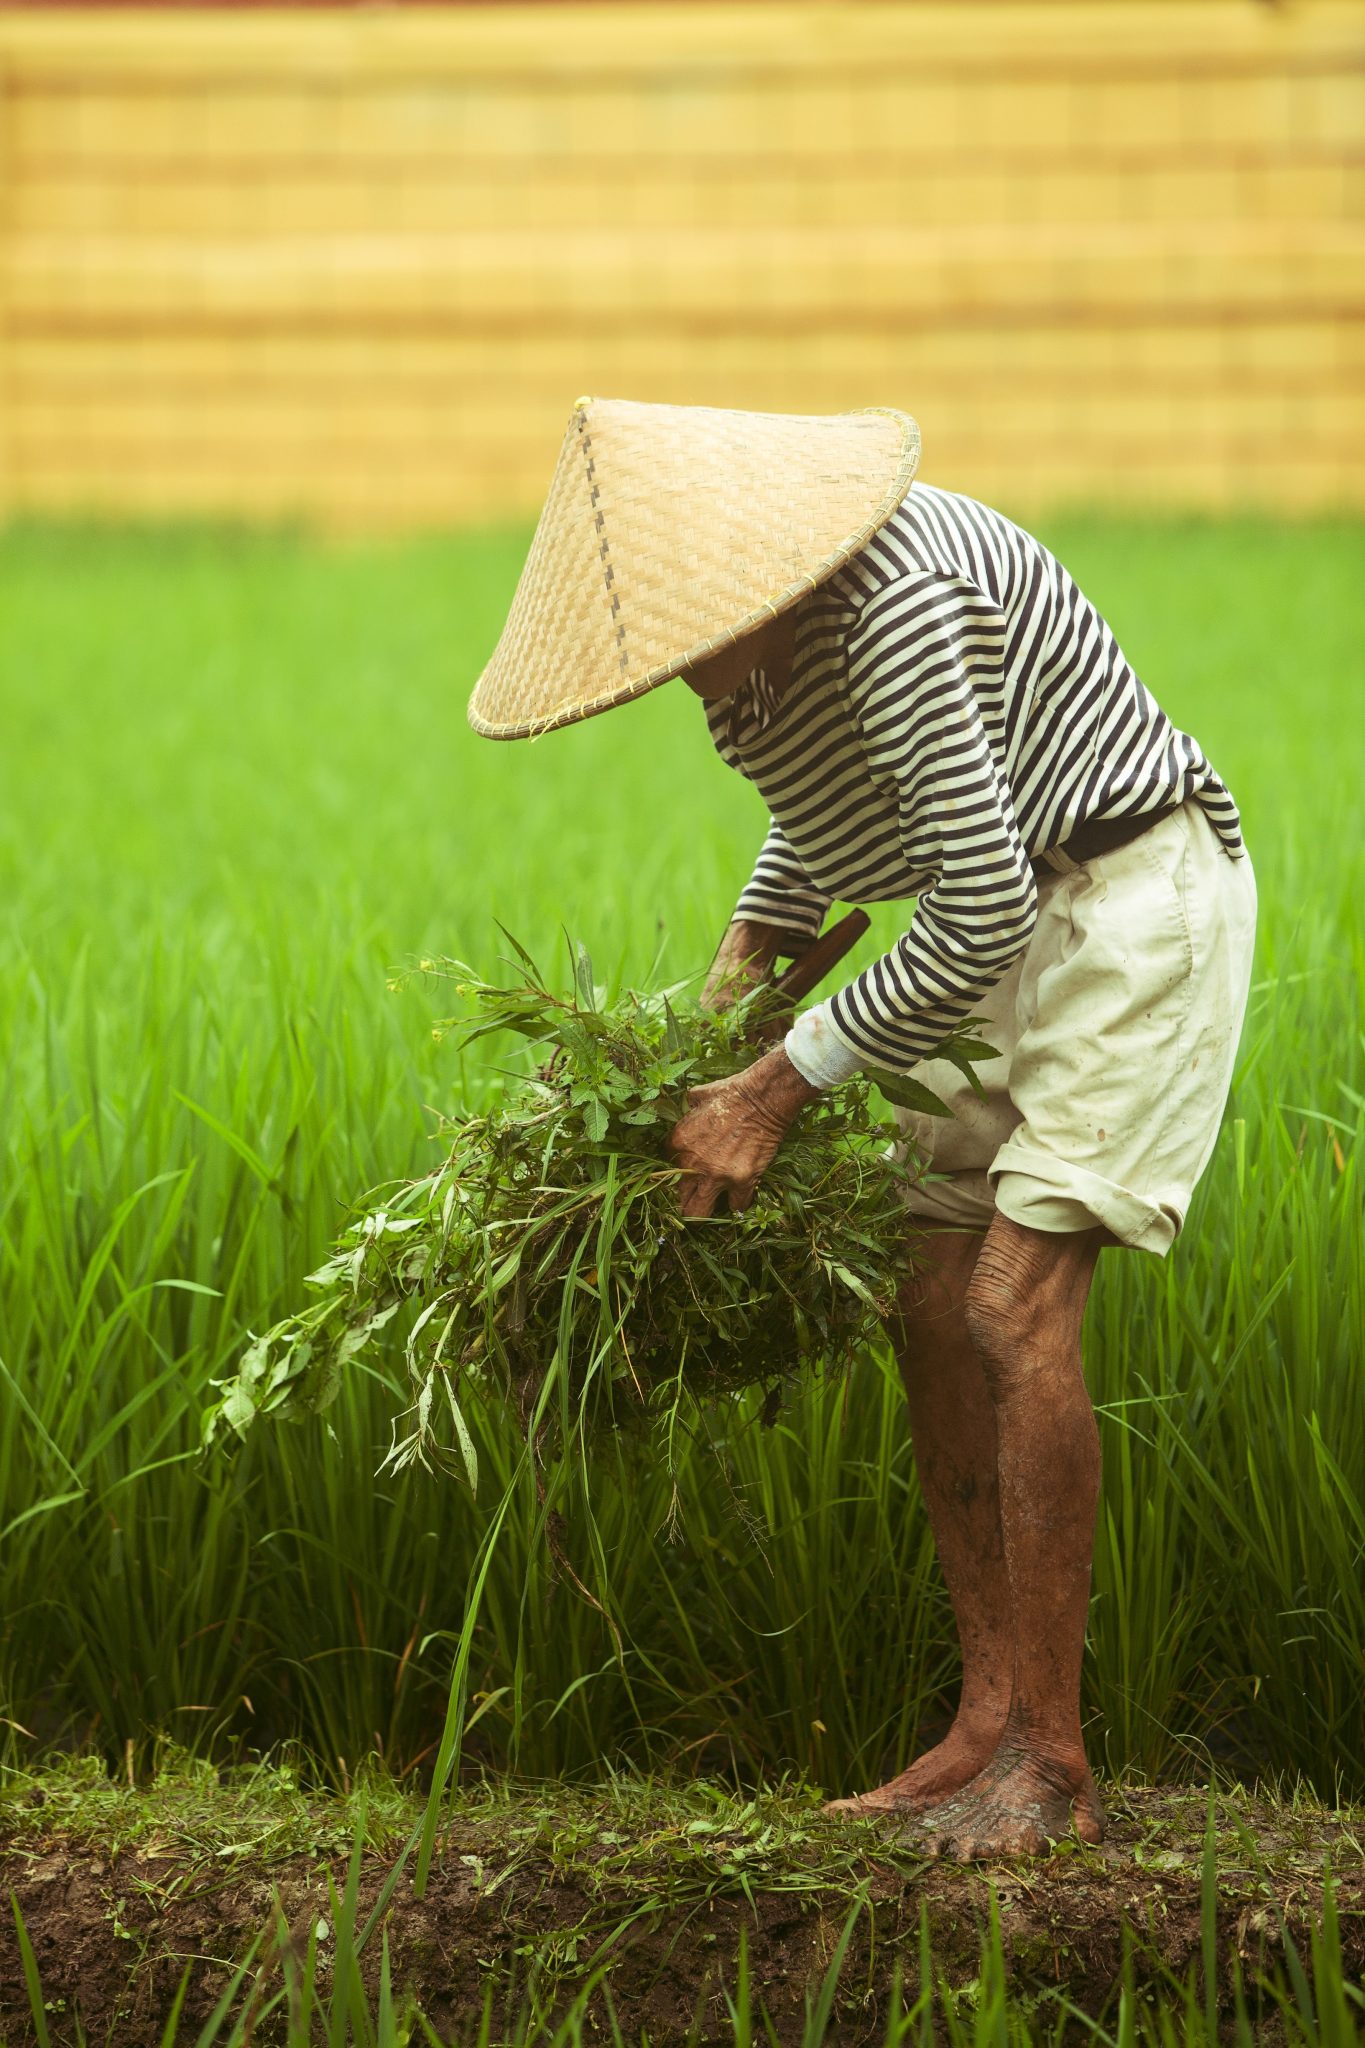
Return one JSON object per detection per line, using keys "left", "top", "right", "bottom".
{"left": 0, "top": 516, "right": 1360, "bottom": 1801}
{"left": 1081, "top": 864, "right": 1365, "bottom": 1785}
{"left": 203, "top": 943, "right": 980, "bottom": 1480}
{"left": 192, "top": 938, "right": 981, "bottom": 1868}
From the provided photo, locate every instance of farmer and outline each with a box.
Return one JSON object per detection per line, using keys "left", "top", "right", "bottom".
{"left": 469, "top": 399, "right": 1256, "bottom": 1861}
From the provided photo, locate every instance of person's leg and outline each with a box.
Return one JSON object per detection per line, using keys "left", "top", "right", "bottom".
{"left": 913, "top": 1210, "right": 1107, "bottom": 1858}
{"left": 827, "top": 1227, "right": 1016, "bottom": 1813}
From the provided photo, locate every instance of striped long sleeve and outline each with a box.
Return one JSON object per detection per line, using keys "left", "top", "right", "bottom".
{"left": 732, "top": 819, "right": 833, "bottom": 943}
{"left": 814, "top": 577, "right": 1038, "bottom": 1071}
{"left": 705, "top": 483, "right": 1243, "bottom": 1087}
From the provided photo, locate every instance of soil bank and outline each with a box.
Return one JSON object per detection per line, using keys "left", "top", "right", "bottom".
{"left": 1, "top": 1770, "right": 1360, "bottom": 2044}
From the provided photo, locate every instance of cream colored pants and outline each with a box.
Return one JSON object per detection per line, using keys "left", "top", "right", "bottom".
{"left": 892, "top": 800, "right": 1257, "bottom": 1255}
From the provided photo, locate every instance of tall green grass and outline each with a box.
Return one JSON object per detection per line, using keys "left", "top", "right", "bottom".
{"left": 0, "top": 516, "right": 1360, "bottom": 1799}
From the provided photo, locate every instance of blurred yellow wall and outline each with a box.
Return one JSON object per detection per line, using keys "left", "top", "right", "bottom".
{"left": 0, "top": 2, "right": 1361, "bottom": 529}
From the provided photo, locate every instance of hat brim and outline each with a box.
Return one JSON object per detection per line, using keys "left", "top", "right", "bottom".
{"left": 468, "top": 400, "right": 920, "bottom": 741}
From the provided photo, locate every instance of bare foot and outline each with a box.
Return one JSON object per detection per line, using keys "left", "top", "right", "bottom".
{"left": 904, "top": 1742, "right": 1106, "bottom": 1859}
{"left": 823, "top": 1718, "right": 1006, "bottom": 1816}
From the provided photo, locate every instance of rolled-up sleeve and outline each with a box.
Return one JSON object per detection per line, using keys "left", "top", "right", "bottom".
{"left": 798, "top": 576, "right": 1038, "bottom": 1076}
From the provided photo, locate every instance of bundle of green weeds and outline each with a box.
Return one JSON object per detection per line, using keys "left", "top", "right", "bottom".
{"left": 206, "top": 940, "right": 986, "bottom": 1486}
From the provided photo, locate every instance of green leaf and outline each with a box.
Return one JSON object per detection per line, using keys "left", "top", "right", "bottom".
{"left": 558, "top": 1019, "right": 597, "bottom": 1064}
{"left": 581, "top": 1097, "right": 610, "bottom": 1142}
{"left": 947, "top": 1032, "right": 999, "bottom": 1064}
{"left": 935, "top": 1031, "right": 1000, "bottom": 1101}
{"left": 865, "top": 1067, "right": 955, "bottom": 1117}
{"left": 443, "top": 1382, "right": 480, "bottom": 1495}
{"left": 828, "top": 1261, "right": 876, "bottom": 1305}
{"left": 493, "top": 923, "right": 546, "bottom": 982}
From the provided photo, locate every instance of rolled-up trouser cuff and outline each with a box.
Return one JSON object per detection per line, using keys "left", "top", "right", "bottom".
{"left": 990, "top": 1143, "right": 1181, "bottom": 1255}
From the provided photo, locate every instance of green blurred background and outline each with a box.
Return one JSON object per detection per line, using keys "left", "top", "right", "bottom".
{"left": 0, "top": 1, "right": 1361, "bottom": 1804}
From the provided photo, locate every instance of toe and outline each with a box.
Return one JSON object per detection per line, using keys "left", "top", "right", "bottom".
{"left": 823, "top": 1792, "right": 899, "bottom": 1819}
{"left": 1072, "top": 1772, "right": 1107, "bottom": 1845}
{"left": 1073, "top": 1802, "right": 1105, "bottom": 1846}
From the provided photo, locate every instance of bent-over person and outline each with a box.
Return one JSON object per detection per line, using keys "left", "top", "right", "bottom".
{"left": 469, "top": 399, "right": 1256, "bottom": 1861}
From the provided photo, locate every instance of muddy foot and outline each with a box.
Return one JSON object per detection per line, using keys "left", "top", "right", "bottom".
{"left": 823, "top": 1724, "right": 1006, "bottom": 1817}
{"left": 904, "top": 1745, "right": 1106, "bottom": 1860}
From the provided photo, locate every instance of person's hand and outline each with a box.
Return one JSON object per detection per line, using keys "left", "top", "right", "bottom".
{"left": 702, "top": 917, "right": 808, "bottom": 1042}
{"left": 700, "top": 919, "right": 791, "bottom": 1012}
{"left": 669, "top": 1044, "right": 820, "bottom": 1218}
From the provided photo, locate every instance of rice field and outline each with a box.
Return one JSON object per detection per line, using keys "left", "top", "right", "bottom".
{"left": 0, "top": 512, "right": 1361, "bottom": 2037}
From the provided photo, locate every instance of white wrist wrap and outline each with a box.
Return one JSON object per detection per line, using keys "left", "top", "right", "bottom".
{"left": 785, "top": 1005, "right": 863, "bottom": 1090}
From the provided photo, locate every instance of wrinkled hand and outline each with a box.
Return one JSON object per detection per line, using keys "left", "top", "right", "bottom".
{"left": 701, "top": 918, "right": 791, "bottom": 1012}
{"left": 702, "top": 917, "right": 804, "bottom": 1043}
{"left": 669, "top": 1044, "right": 820, "bottom": 1218}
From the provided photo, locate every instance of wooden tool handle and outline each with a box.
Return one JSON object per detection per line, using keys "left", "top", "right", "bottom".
{"left": 771, "top": 908, "right": 871, "bottom": 1005}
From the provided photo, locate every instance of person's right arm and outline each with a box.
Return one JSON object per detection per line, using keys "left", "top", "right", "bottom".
{"left": 702, "top": 821, "right": 833, "bottom": 1010}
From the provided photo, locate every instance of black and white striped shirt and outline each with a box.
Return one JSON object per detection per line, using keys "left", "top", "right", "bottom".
{"left": 706, "top": 484, "right": 1244, "bottom": 1078}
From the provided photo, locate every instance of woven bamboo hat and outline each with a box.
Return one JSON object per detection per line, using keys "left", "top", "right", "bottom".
{"left": 468, "top": 396, "right": 920, "bottom": 740}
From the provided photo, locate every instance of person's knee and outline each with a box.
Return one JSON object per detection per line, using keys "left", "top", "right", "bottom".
{"left": 962, "top": 1221, "right": 1095, "bottom": 1397}
{"left": 963, "top": 1242, "right": 1045, "bottom": 1393}
{"left": 892, "top": 1229, "right": 983, "bottom": 1370}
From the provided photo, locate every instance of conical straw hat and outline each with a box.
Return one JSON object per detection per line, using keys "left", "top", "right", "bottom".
{"left": 468, "top": 396, "right": 920, "bottom": 741}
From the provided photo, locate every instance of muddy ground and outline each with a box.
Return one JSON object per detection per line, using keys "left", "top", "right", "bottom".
{"left": 1, "top": 1773, "right": 1360, "bottom": 2044}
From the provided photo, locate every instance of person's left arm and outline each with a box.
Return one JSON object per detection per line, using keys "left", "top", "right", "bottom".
{"left": 787, "top": 573, "right": 1038, "bottom": 1086}
{"left": 670, "top": 577, "right": 1037, "bottom": 1214}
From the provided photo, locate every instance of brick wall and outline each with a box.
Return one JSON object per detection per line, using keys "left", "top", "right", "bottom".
{"left": 1, "top": 2, "right": 1361, "bottom": 528}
